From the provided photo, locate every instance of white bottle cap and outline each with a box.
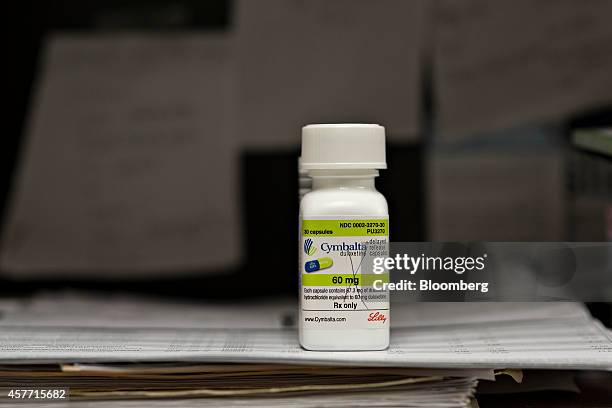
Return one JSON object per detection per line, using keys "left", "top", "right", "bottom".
{"left": 301, "top": 124, "right": 386, "bottom": 170}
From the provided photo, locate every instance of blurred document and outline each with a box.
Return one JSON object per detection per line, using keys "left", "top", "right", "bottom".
{"left": 427, "top": 127, "right": 565, "bottom": 240}
{"left": 235, "top": 0, "right": 425, "bottom": 146}
{"left": 433, "top": 0, "right": 612, "bottom": 139}
{"left": 428, "top": 151, "right": 565, "bottom": 240}
{"left": 0, "top": 33, "right": 241, "bottom": 277}
{"left": 1, "top": 319, "right": 609, "bottom": 369}
{"left": 0, "top": 292, "right": 588, "bottom": 330}
{"left": 1, "top": 295, "right": 610, "bottom": 369}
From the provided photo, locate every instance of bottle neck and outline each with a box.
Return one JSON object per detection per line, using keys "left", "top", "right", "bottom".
{"left": 309, "top": 169, "right": 378, "bottom": 190}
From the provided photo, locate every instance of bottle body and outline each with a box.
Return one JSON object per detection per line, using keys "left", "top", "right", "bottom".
{"left": 299, "top": 171, "right": 390, "bottom": 351}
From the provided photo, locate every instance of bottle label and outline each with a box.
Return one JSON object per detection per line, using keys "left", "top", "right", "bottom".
{"left": 300, "top": 217, "right": 389, "bottom": 330}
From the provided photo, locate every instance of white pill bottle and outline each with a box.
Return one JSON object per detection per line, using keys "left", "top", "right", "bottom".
{"left": 299, "top": 124, "right": 390, "bottom": 351}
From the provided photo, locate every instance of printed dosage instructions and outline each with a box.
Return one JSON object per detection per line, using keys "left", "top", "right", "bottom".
{"left": 300, "top": 219, "right": 389, "bottom": 329}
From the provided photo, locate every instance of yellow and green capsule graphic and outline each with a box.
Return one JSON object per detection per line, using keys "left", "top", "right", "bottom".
{"left": 304, "top": 257, "right": 333, "bottom": 273}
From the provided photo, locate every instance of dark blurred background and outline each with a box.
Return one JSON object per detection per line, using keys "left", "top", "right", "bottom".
{"left": 2, "top": 1, "right": 612, "bottom": 324}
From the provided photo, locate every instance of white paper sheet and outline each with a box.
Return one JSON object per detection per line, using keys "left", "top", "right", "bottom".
{"left": 0, "top": 292, "right": 588, "bottom": 330}
{"left": 427, "top": 150, "right": 565, "bottom": 241}
{"left": 0, "top": 33, "right": 241, "bottom": 277}
{"left": 0, "top": 295, "right": 609, "bottom": 369}
{"left": 235, "top": 0, "right": 425, "bottom": 147}
{"left": 433, "top": 0, "right": 612, "bottom": 139}
{"left": 390, "top": 301, "right": 590, "bottom": 327}
{"left": 0, "top": 319, "right": 610, "bottom": 369}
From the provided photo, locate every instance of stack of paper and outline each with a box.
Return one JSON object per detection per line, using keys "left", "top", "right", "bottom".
{"left": 0, "top": 362, "right": 483, "bottom": 406}
{"left": 0, "top": 293, "right": 610, "bottom": 406}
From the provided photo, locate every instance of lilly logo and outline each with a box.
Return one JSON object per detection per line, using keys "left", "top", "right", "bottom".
{"left": 304, "top": 238, "right": 316, "bottom": 256}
